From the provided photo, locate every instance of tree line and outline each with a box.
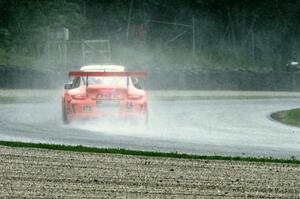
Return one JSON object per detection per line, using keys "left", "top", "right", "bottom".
{"left": 0, "top": 0, "right": 299, "bottom": 71}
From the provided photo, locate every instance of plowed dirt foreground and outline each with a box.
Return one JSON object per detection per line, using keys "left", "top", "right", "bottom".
{"left": 0, "top": 146, "right": 299, "bottom": 199}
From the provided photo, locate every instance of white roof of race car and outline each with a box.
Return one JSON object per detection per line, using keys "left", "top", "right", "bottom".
{"left": 80, "top": 65, "right": 125, "bottom": 72}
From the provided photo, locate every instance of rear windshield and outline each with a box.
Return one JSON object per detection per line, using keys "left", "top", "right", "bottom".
{"left": 82, "top": 76, "right": 129, "bottom": 86}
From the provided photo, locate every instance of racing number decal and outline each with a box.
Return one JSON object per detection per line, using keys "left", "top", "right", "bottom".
{"left": 96, "top": 93, "right": 119, "bottom": 100}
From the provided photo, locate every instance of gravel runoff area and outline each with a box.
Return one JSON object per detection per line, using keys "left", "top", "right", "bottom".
{"left": 0, "top": 146, "right": 299, "bottom": 198}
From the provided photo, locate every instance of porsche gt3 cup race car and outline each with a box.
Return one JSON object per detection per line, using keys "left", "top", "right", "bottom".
{"left": 62, "top": 65, "right": 148, "bottom": 124}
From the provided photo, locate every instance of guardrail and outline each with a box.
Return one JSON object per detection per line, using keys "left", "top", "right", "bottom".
{"left": 1, "top": 65, "right": 300, "bottom": 91}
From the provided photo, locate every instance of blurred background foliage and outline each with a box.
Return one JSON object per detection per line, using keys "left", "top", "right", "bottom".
{"left": 1, "top": 0, "right": 300, "bottom": 72}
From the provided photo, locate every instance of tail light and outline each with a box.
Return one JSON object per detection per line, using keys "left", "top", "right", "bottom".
{"left": 128, "top": 94, "right": 143, "bottom": 100}
{"left": 72, "top": 94, "right": 88, "bottom": 100}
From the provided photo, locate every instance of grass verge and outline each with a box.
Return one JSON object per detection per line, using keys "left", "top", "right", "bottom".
{"left": 0, "top": 96, "right": 49, "bottom": 104}
{"left": 155, "top": 96, "right": 300, "bottom": 101}
{"left": 0, "top": 140, "right": 299, "bottom": 164}
{"left": 0, "top": 49, "right": 34, "bottom": 67}
{"left": 271, "top": 108, "right": 300, "bottom": 127}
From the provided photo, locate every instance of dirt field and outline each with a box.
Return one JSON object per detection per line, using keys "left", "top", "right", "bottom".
{"left": 0, "top": 146, "right": 299, "bottom": 198}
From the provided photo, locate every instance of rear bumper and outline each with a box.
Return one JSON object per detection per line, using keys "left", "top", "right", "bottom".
{"left": 68, "top": 111, "right": 146, "bottom": 120}
{"left": 66, "top": 106, "right": 147, "bottom": 122}
{"left": 64, "top": 98, "right": 147, "bottom": 122}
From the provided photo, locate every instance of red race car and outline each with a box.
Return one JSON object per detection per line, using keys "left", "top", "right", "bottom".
{"left": 62, "top": 65, "right": 148, "bottom": 124}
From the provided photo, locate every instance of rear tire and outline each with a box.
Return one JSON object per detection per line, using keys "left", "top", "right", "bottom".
{"left": 62, "top": 101, "right": 70, "bottom": 124}
{"left": 143, "top": 104, "right": 149, "bottom": 126}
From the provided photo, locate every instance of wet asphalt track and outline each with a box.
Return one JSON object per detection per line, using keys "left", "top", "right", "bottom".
{"left": 0, "top": 90, "right": 300, "bottom": 158}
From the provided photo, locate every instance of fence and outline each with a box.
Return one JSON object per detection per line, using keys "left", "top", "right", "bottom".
{"left": 46, "top": 40, "right": 111, "bottom": 68}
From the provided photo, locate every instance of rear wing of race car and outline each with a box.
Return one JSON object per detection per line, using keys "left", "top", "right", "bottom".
{"left": 68, "top": 71, "right": 146, "bottom": 89}
{"left": 69, "top": 71, "right": 146, "bottom": 77}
